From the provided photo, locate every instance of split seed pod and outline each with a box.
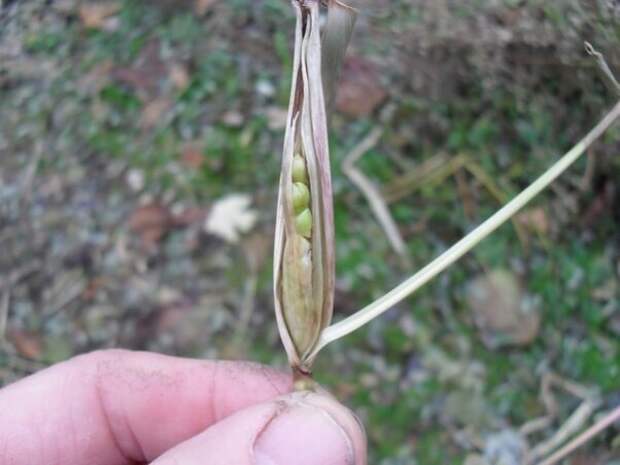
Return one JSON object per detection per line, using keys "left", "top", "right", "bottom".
{"left": 274, "top": 0, "right": 356, "bottom": 373}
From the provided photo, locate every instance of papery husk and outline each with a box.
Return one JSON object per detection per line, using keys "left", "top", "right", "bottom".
{"left": 274, "top": 0, "right": 356, "bottom": 372}
{"left": 321, "top": 0, "right": 357, "bottom": 112}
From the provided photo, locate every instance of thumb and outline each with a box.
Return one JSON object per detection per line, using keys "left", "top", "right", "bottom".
{"left": 152, "top": 390, "right": 367, "bottom": 465}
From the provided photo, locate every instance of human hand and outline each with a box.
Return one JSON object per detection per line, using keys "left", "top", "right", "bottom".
{"left": 0, "top": 350, "right": 366, "bottom": 464}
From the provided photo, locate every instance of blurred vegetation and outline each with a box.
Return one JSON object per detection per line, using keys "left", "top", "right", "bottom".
{"left": 1, "top": 0, "right": 619, "bottom": 464}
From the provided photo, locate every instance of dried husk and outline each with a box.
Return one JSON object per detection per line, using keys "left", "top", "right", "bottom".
{"left": 274, "top": 0, "right": 356, "bottom": 372}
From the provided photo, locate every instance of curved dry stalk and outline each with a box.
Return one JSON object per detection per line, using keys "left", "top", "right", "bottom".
{"left": 585, "top": 41, "right": 620, "bottom": 96}
{"left": 536, "top": 405, "right": 620, "bottom": 465}
{"left": 383, "top": 153, "right": 529, "bottom": 250}
{"left": 528, "top": 399, "right": 599, "bottom": 464}
{"left": 342, "top": 127, "right": 411, "bottom": 263}
{"left": 321, "top": 0, "right": 357, "bottom": 111}
{"left": 311, "top": 100, "right": 620, "bottom": 357}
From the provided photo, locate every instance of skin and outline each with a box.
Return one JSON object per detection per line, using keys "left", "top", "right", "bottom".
{"left": 0, "top": 350, "right": 366, "bottom": 465}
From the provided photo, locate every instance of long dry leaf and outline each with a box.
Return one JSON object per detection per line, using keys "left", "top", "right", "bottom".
{"left": 322, "top": 0, "right": 357, "bottom": 112}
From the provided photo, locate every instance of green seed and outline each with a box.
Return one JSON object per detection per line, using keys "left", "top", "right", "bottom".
{"left": 292, "top": 182, "right": 310, "bottom": 214}
{"left": 295, "top": 209, "right": 312, "bottom": 238}
{"left": 292, "top": 154, "right": 308, "bottom": 184}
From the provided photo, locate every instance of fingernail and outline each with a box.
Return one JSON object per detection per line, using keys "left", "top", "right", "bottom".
{"left": 254, "top": 403, "right": 354, "bottom": 465}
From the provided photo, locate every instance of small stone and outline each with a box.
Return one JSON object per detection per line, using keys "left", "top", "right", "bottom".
{"left": 126, "top": 169, "right": 145, "bottom": 192}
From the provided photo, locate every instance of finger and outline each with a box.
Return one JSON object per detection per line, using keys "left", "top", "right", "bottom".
{"left": 152, "top": 390, "right": 367, "bottom": 465}
{"left": 0, "top": 349, "right": 291, "bottom": 465}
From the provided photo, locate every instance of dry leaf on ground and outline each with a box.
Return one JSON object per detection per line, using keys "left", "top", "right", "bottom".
{"left": 79, "top": 2, "right": 121, "bottom": 30}
{"left": 78, "top": 60, "right": 114, "bottom": 94}
{"left": 336, "top": 56, "right": 387, "bottom": 117}
{"left": 9, "top": 330, "right": 42, "bottom": 359}
{"left": 128, "top": 203, "right": 173, "bottom": 248}
{"left": 169, "top": 63, "right": 191, "bottom": 91}
{"left": 194, "top": 0, "right": 218, "bottom": 16}
{"left": 204, "top": 194, "right": 258, "bottom": 244}
{"left": 139, "top": 98, "right": 172, "bottom": 129}
{"left": 466, "top": 269, "right": 540, "bottom": 348}
{"left": 517, "top": 207, "right": 549, "bottom": 235}
{"left": 180, "top": 142, "right": 205, "bottom": 169}
{"left": 111, "top": 40, "right": 168, "bottom": 100}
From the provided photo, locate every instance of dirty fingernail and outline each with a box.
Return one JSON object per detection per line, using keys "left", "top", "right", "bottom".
{"left": 254, "top": 404, "right": 354, "bottom": 465}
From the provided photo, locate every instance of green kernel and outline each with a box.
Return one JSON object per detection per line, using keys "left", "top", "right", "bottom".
{"left": 295, "top": 209, "right": 312, "bottom": 238}
{"left": 292, "top": 182, "right": 310, "bottom": 214}
{"left": 292, "top": 154, "right": 308, "bottom": 184}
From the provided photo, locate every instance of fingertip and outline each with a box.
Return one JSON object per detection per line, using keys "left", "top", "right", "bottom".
{"left": 282, "top": 391, "right": 367, "bottom": 465}
{"left": 152, "top": 390, "right": 367, "bottom": 465}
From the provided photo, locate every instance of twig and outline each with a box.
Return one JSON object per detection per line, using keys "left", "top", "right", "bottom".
{"left": 585, "top": 42, "right": 620, "bottom": 97}
{"left": 536, "top": 405, "right": 620, "bottom": 465}
{"left": 383, "top": 153, "right": 451, "bottom": 203}
{"left": 19, "top": 148, "right": 42, "bottom": 206}
{"left": 461, "top": 155, "right": 528, "bottom": 249}
{"left": 42, "top": 274, "right": 86, "bottom": 321}
{"left": 528, "top": 399, "right": 599, "bottom": 464}
{"left": 6, "top": 260, "right": 41, "bottom": 287}
{"left": 520, "top": 416, "right": 553, "bottom": 437}
{"left": 578, "top": 150, "right": 596, "bottom": 192}
{"left": 0, "top": 260, "right": 41, "bottom": 343}
{"left": 520, "top": 373, "right": 590, "bottom": 437}
{"left": 342, "top": 127, "right": 410, "bottom": 264}
{"left": 454, "top": 167, "right": 475, "bottom": 219}
{"left": 312, "top": 100, "right": 620, "bottom": 356}
{"left": 543, "top": 373, "right": 594, "bottom": 401}
{"left": 384, "top": 153, "right": 529, "bottom": 249}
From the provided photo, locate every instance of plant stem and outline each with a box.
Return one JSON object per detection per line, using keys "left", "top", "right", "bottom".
{"left": 313, "top": 100, "right": 620, "bottom": 356}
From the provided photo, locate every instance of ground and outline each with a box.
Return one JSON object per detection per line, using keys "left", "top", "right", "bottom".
{"left": 0, "top": 1, "right": 619, "bottom": 464}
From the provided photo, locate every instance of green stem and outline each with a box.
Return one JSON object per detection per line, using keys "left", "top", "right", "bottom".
{"left": 312, "top": 100, "right": 620, "bottom": 357}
